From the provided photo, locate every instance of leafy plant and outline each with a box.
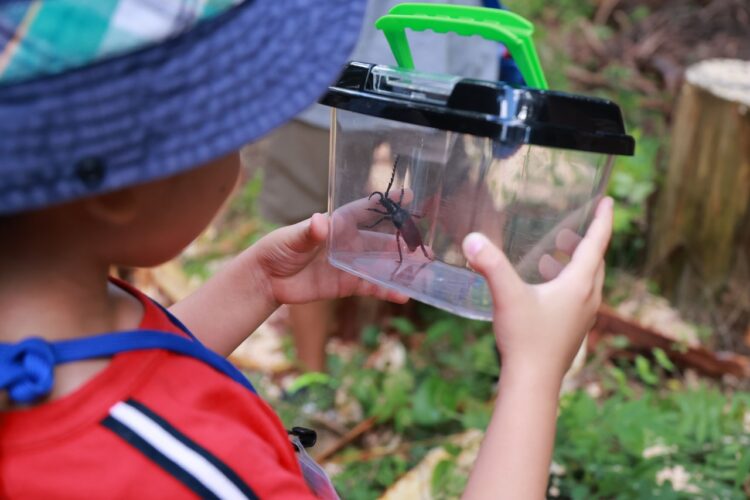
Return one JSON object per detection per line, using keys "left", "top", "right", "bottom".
{"left": 504, "top": 0, "right": 596, "bottom": 24}
{"left": 258, "top": 301, "right": 750, "bottom": 500}
{"left": 332, "top": 455, "right": 410, "bottom": 500}
{"left": 432, "top": 456, "right": 468, "bottom": 500}
{"left": 553, "top": 385, "right": 750, "bottom": 499}
{"left": 328, "top": 308, "right": 498, "bottom": 435}
{"left": 607, "top": 128, "right": 661, "bottom": 268}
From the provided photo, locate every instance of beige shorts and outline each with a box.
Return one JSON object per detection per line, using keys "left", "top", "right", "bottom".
{"left": 251, "top": 120, "right": 330, "bottom": 225}
{"left": 245, "top": 119, "right": 471, "bottom": 226}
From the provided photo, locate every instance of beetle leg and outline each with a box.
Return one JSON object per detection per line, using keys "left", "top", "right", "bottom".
{"left": 389, "top": 261, "right": 403, "bottom": 281}
{"left": 368, "top": 191, "right": 384, "bottom": 201}
{"left": 410, "top": 212, "right": 424, "bottom": 219}
{"left": 396, "top": 230, "right": 404, "bottom": 263}
{"left": 363, "top": 216, "right": 389, "bottom": 229}
{"left": 367, "top": 208, "right": 390, "bottom": 215}
{"left": 419, "top": 242, "right": 431, "bottom": 260}
{"left": 398, "top": 187, "right": 405, "bottom": 205}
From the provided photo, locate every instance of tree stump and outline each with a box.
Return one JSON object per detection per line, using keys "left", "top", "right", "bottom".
{"left": 647, "top": 59, "right": 750, "bottom": 343}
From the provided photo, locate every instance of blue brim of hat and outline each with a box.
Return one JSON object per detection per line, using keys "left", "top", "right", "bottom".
{"left": 0, "top": 0, "right": 366, "bottom": 215}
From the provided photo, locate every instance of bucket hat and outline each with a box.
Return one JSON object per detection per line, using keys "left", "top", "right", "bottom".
{"left": 0, "top": 0, "right": 366, "bottom": 215}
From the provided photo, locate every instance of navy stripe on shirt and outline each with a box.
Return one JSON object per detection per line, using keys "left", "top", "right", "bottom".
{"left": 102, "top": 399, "right": 258, "bottom": 500}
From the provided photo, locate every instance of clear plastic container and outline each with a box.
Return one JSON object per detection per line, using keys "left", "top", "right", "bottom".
{"left": 322, "top": 63, "right": 634, "bottom": 320}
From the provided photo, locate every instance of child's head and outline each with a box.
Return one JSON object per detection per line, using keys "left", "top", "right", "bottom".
{"left": 0, "top": 0, "right": 367, "bottom": 258}
{"left": 0, "top": 153, "right": 240, "bottom": 268}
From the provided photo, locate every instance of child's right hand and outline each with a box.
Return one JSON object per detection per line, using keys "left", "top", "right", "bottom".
{"left": 462, "top": 197, "right": 613, "bottom": 388}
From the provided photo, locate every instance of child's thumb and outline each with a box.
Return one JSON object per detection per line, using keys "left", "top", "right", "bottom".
{"left": 284, "top": 213, "right": 328, "bottom": 255}
{"left": 462, "top": 233, "right": 524, "bottom": 307}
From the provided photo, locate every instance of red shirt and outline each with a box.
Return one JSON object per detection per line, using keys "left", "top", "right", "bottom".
{"left": 0, "top": 282, "right": 316, "bottom": 499}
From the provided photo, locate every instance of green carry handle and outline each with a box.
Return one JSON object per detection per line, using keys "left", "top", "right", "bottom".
{"left": 375, "top": 3, "right": 548, "bottom": 90}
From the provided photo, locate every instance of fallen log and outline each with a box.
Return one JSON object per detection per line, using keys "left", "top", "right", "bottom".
{"left": 314, "top": 416, "right": 377, "bottom": 463}
{"left": 590, "top": 305, "right": 750, "bottom": 379}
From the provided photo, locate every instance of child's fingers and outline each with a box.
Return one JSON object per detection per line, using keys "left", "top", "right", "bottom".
{"left": 539, "top": 254, "right": 564, "bottom": 281}
{"left": 309, "top": 212, "right": 329, "bottom": 242}
{"left": 540, "top": 229, "right": 587, "bottom": 281}
{"left": 354, "top": 279, "right": 409, "bottom": 303}
{"left": 277, "top": 213, "right": 327, "bottom": 256}
{"left": 462, "top": 232, "right": 524, "bottom": 308}
{"left": 564, "top": 197, "right": 613, "bottom": 281}
{"left": 555, "top": 228, "right": 582, "bottom": 256}
{"left": 383, "top": 288, "right": 410, "bottom": 304}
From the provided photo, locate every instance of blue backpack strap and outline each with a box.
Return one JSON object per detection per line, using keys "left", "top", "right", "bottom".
{"left": 479, "top": 0, "right": 526, "bottom": 86}
{"left": 1, "top": 330, "right": 256, "bottom": 404}
{"left": 151, "top": 299, "right": 199, "bottom": 339}
{"left": 481, "top": 0, "right": 504, "bottom": 8}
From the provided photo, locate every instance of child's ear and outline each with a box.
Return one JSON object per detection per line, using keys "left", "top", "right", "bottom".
{"left": 82, "top": 188, "right": 140, "bottom": 226}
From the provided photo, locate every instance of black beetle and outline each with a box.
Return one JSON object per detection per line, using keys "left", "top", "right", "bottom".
{"left": 365, "top": 156, "right": 431, "bottom": 263}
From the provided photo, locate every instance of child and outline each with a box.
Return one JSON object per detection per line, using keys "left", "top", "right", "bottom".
{"left": 0, "top": 1, "right": 613, "bottom": 498}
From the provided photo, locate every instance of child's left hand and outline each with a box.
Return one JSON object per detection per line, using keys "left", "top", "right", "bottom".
{"left": 171, "top": 209, "right": 408, "bottom": 356}
{"left": 254, "top": 213, "right": 409, "bottom": 306}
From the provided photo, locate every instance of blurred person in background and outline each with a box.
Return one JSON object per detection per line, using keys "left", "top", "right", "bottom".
{"left": 247, "top": 0, "right": 519, "bottom": 372}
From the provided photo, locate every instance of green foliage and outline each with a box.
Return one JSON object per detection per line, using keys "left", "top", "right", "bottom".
{"left": 432, "top": 457, "right": 468, "bottom": 500}
{"left": 610, "top": 335, "right": 631, "bottom": 350}
{"left": 631, "top": 5, "right": 651, "bottom": 23}
{"left": 361, "top": 325, "right": 381, "bottom": 349}
{"left": 182, "top": 258, "right": 212, "bottom": 281}
{"left": 332, "top": 455, "right": 409, "bottom": 500}
{"left": 634, "top": 355, "right": 659, "bottom": 385}
{"left": 294, "top": 308, "right": 498, "bottom": 499}
{"left": 652, "top": 348, "right": 676, "bottom": 373}
{"left": 505, "top": 0, "right": 666, "bottom": 272}
{"left": 388, "top": 316, "right": 417, "bottom": 335}
{"left": 553, "top": 385, "right": 750, "bottom": 498}
{"left": 266, "top": 303, "right": 750, "bottom": 500}
{"left": 503, "top": 0, "right": 595, "bottom": 24}
{"left": 328, "top": 309, "right": 498, "bottom": 435}
{"left": 607, "top": 129, "right": 661, "bottom": 268}
{"left": 230, "top": 169, "right": 279, "bottom": 246}
{"left": 286, "top": 372, "right": 332, "bottom": 394}
{"left": 182, "top": 169, "right": 277, "bottom": 280}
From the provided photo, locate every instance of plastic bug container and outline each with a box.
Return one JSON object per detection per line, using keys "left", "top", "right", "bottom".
{"left": 321, "top": 5, "right": 634, "bottom": 320}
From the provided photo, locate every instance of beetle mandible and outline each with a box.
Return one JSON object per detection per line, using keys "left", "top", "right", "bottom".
{"left": 364, "top": 155, "right": 431, "bottom": 263}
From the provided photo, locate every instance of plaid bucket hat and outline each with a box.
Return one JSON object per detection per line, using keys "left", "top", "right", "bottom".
{"left": 0, "top": 0, "right": 366, "bottom": 214}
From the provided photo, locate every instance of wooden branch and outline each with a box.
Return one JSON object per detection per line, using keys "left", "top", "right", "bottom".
{"left": 629, "top": 71, "right": 661, "bottom": 96}
{"left": 578, "top": 20, "right": 608, "bottom": 60}
{"left": 309, "top": 414, "right": 350, "bottom": 437}
{"left": 633, "top": 29, "right": 667, "bottom": 62}
{"left": 646, "top": 54, "right": 683, "bottom": 94}
{"left": 590, "top": 305, "right": 750, "bottom": 379}
{"left": 314, "top": 416, "right": 377, "bottom": 463}
{"left": 565, "top": 66, "right": 609, "bottom": 88}
{"left": 566, "top": 66, "right": 660, "bottom": 97}
{"left": 594, "top": 0, "right": 622, "bottom": 25}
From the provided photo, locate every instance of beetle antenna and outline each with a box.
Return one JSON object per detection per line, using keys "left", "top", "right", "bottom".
{"left": 384, "top": 155, "right": 399, "bottom": 199}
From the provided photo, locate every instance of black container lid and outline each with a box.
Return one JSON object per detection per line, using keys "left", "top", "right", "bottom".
{"left": 320, "top": 62, "right": 635, "bottom": 156}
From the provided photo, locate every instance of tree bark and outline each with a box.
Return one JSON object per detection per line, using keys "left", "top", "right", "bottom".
{"left": 647, "top": 59, "right": 750, "bottom": 339}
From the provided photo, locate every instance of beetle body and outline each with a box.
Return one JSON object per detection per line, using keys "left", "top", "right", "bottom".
{"left": 365, "top": 156, "right": 430, "bottom": 263}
